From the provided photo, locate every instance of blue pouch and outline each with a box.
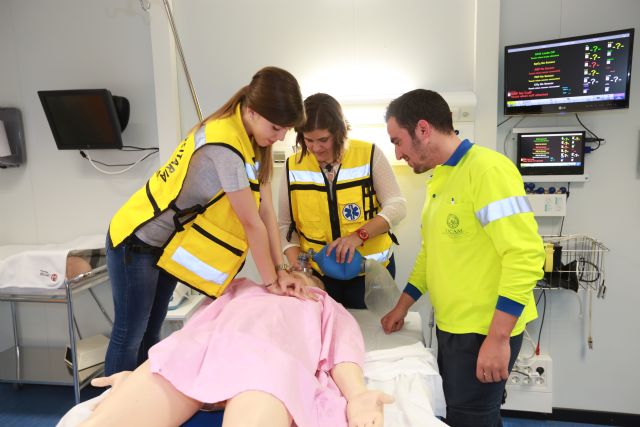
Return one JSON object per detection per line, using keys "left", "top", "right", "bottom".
{"left": 313, "top": 245, "right": 363, "bottom": 280}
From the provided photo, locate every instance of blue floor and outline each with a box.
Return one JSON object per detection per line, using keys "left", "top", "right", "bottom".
{"left": 0, "top": 382, "right": 610, "bottom": 427}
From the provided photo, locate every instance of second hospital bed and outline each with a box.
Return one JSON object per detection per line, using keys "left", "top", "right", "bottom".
{"left": 0, "top": 235, "right": 113, "bottom": 404}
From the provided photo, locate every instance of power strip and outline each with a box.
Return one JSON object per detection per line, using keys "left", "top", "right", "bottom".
{"left": 502, "top": 354, "right": 552, "bottom": 413}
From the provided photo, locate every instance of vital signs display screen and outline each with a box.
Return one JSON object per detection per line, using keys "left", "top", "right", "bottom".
{"left": 517, "top": 131, "right": 586, "bottom": 176}
{"left": 505, "top": 29, "right": 634, "bottom": 115}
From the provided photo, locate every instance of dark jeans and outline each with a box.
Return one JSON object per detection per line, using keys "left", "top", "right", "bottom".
{"left": 436, "top": 328, "right": 522, "bottom": 427}
{"left": 319, "top": 255, "right": 396, "bottom": 308}
{"left": 104, "top": 234, "right": 177, "bottom": 375}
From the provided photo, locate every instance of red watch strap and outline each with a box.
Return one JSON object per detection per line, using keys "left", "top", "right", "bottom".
{"left": 357, "top": 228, "right": 369, "bottom": 244}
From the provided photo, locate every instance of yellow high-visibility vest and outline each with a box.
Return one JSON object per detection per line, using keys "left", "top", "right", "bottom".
{"left": 286, "top": 140, "right": 393, "bottom": 275}
{"left": 108, "top": 106, "right": 260, "bottom": 297}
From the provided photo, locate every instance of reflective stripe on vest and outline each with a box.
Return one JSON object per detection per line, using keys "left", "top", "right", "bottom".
{"left": 197, "top": 125, "right": 258, "bottom": 182}
{"left": 287, "top": 140, "right": 393, "bottom": 274}
{"left": 289, "top": 169, "right": 324, "bottom": 185}
{"left": 337, "top": 164, "right": 371, "bottom": 181}
{"left": 171, "top": 247, "right": 229, "bottom": 284}
{"left": 110, "top": 105, "right": 259, "bottom": 296}
{"left": 364, "top": 247, "right": 392, "bottom": 263}
{"left": 475, "top": 195, "right": 533, "bottom": 227}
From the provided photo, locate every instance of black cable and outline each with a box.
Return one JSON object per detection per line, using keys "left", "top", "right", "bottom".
{"left": 575, "top": 113, "right": 600, "bottom": 138}
{"left": 577, "top": 257, "right": 601, "bottom": 283}
{"left": 79, "top": 150, "right": 158, "bottom": 167}
{"left": 586, "top": 138, "right": 602, "bottom": 151}
{"left": 502, "top": 116, "right": 526, "bottom": 157}
{"left": 497, "top": 116, "right": 513, "bottom": 127}
{"left": 576, "top": 113, "right": 604, "bottom": 151}
{"left": 536, "top": 290, "right": 547, "bottom": 350}
{"left": 122, "top": 145, "right": 160, "bottom": 151}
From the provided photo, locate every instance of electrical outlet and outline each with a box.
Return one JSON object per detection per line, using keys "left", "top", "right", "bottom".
{"left": 502, "top": 354, "right": 552, "bottom": 413}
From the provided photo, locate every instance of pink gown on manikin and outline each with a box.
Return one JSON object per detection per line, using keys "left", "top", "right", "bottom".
{"left": 148, "top": 278, "right": 365, "bottom": 427}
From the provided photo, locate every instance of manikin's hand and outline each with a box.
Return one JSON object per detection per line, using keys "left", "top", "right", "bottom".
{"left": 90, "top": 371, "right": 133, "bottom": 410}
{"left": 91, "top": 371, "right": 132, "bottom": 390}
{"left": 381, "top": 304, "right": 408, "bottom": 334}
{"left": 326, "top": 234, "right": 363, "bottom": 264}
{"left": 346, "top": 390, "right": 395, "bottom": 427}
{"left": 476, "top": 334, "right": 510, "bottom": 383}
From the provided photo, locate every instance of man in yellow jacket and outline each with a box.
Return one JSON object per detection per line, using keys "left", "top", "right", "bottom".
{"left": 381, "top": 89, "right": 544, "bottom": 427}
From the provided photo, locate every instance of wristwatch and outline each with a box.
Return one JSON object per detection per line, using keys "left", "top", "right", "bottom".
{"left": 356, "top": 228, "right": 369, "bottom": 245}
{"left": 275, "top": 263, "right": 290, "bottom": 273}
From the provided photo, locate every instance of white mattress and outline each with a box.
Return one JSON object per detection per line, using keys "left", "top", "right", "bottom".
{"left": 348, "top": 308, "right": 424, "bottom": 352}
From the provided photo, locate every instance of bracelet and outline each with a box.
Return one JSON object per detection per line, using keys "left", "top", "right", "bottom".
{"left": 275, "top": 263, "right": 290, "bottom": 273}
{"left": 264, "top": 280, "right": 277, "bottom": 288}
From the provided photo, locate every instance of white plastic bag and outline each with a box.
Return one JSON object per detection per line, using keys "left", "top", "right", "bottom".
{"left": 363, "top": 259, "right": 401, "bottom": 317}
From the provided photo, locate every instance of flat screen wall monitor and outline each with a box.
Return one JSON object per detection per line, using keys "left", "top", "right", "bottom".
{"left": 517, "top": 130, "right": 586, "bottom": 176}
{"left": 505, "top": 28, "right": 634, "bottom": 115}
{"left": 38, "top": 89, "right": 128, "bottom": 150}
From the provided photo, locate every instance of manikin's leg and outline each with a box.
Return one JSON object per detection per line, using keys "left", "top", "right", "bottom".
{"left": 222, "top": 390, "right": 292, "bottom": 427}
{"left": 79, "top": 361, "right": 201, "bottom": 427}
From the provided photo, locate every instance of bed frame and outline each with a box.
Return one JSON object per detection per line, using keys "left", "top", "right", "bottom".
{"left": 0, "top": 265, "right": 112, "bottom": 404}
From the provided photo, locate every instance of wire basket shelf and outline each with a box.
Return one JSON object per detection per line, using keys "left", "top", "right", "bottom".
{"left": 539, "top": 234, "right": 609, "bottom": 293}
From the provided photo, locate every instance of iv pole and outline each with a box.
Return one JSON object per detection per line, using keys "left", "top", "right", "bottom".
{"left": 140, "top": 0, "right": 204, "bottom": 122}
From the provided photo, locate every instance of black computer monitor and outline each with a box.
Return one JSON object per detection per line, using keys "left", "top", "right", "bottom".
{"left": 517, "top": 131, "right": 586, "bottom": 176}
{"left": 38, "top": 89, "right": 128, "bottom": 150}
{"left": 504, "top": 28, "right": 634, "bottom": 115}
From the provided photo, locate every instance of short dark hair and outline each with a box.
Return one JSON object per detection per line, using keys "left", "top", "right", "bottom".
{"left": 295, "top": 93, "right": 350, "bottom": 162}
{"left": 385, "top": 89, "right": 454, "bottom": 137}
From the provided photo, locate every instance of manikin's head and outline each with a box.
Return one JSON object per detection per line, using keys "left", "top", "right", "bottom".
{"left": 290, "top": 271, "right": 326, "bottom": 291}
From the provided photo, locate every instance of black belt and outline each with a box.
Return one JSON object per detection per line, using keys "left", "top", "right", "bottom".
{"left": 127, "top": 235, "right": 162, "bottom": 256}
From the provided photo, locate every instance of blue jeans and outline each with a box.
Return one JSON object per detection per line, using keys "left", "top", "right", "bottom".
{"left": 104, "top": 235, "right": 177, "bottom": 375}
{"left": 436, "top": 328, "right": 523, "bottom": 427}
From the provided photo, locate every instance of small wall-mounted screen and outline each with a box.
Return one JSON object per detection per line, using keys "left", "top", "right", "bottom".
{"left": 517, "top": 131, "right": 586, "bottom": 176}
{"left": 504, "top": 28, "right": 634, "bottom": 115}
{"left": 38, "top": 89, "right": 123, "bottom": 150}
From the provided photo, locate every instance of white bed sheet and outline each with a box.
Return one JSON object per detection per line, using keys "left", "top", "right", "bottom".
{"left": 349, "top": 308, "right": 446, "bottom": 426}
{"left": 348, "top": 308, "right": 425, "bottom": 352}
{"left": 0, "top": 234, "right": 105, "bottom": 293}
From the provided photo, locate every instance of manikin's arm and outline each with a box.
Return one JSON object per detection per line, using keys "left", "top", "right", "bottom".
{"left": 330, "top": 362, "right": 394, "bottom": 427}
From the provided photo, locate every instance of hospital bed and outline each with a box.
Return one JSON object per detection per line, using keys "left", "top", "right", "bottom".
{"left": 56, "top": 306, "right": 446, "bottom": 427}
{"left": 0, "top": 235, "right": 112, "bottom": 404}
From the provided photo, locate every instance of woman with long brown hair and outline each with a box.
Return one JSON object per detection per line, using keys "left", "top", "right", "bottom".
{"left": 279, "top": 93, "right": 406, "bottom": 308}
{"left": 104, "top": 66, "right": 308, "bottom": 376}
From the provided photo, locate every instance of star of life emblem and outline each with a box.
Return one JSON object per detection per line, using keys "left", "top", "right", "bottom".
{"left": 342, "top": 203, "right": 361, "bottom": 221}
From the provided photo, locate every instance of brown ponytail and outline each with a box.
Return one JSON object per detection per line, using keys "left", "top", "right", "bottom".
{"left": 196, "top": 67, "right": 304, "bottom": 183}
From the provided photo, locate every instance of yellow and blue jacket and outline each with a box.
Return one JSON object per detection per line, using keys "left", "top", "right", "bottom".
{"left": 405, "top": 139, "right": 544, "bottom": 335}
